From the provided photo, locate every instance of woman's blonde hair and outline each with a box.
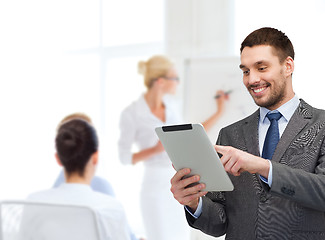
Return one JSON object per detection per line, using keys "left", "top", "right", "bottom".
{"left": 138, "top": 55, "right": 174, "bottom": 89}
{"left": 56, "top": 112, "right": 92, "bottom": 132}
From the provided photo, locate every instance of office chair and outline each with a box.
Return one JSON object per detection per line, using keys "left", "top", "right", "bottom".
{"left": 0, "top": 200, "right": 101, "bottom": 240}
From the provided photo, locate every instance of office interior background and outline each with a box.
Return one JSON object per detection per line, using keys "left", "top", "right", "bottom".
{"left": 1, "top": 0, "right": 325, "bottom": 238}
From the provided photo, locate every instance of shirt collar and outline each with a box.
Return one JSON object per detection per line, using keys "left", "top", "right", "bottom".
{"left": 259, "top": 94, "right": 300, "bottom": 123}
{"left": 139, "top": 93, "right": 169, "bottom": 123}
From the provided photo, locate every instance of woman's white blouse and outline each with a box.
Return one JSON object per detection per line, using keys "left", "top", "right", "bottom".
{"left": 118, "top": 94, "right": 183, "bottom": 167}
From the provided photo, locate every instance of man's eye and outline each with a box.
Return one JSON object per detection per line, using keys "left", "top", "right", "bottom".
{"left": 243, "top": 70, "right": 249, "bottom": 75}
{"left": 258, "top": 67, "right": 267, "bottom": 71}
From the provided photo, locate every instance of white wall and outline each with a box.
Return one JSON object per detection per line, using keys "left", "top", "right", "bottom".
{"left": 0, "top": 1, "right": 103, "bottom": 200}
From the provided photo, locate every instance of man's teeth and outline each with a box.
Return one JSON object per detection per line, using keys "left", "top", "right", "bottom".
{"left": 253, "top": 87, "right": 266, "bottom": 93}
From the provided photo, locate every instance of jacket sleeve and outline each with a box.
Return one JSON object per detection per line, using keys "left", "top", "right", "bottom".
{"left": 270, "top": 157, "right": 325, "bottom": 211}
{"left": 185, "top": 192, "right": 227, "bottom": 237}
{"left": 268, "top": 117, "right": 325, "bottom": 212}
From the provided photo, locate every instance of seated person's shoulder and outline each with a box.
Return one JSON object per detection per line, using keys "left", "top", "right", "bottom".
{"left": 89, "top": 190, "right": 124, "bottom": 210}
{"left": 26, "top": 188, "right": 59, "bottom": 203}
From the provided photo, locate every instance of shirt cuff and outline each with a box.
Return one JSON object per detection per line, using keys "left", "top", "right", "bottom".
{"left": 184, "top": 197, "right": 203, "bottom": 219}
{"left": 259, "top": 160, "right": 273, "bottom": 187}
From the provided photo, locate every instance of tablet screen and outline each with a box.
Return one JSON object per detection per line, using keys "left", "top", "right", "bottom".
{"left": 155, "top": 123, "right": 234, "bottom": 191}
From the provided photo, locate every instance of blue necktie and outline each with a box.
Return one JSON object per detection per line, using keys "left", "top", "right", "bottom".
{"left": 262, "top": 112, "right": 282, "bottom": 160}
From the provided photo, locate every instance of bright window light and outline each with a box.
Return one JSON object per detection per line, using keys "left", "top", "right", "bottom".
{"left": 102, "top": 0, "right": 165, "bottom": 46}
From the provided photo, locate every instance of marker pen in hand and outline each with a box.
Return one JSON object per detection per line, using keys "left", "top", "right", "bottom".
{"left": 214, "top": 90, "right": 233, "bottom": 99}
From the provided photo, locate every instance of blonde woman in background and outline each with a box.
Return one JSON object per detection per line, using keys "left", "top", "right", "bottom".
{"left": 118, "top": 55, "right": 228, "bottom": 240}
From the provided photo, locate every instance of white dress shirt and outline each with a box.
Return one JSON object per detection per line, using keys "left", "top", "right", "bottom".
{"left": 258, "top": 95, "right": 300, "bottom": 185}
{"left": 258, "top": 95, "right": 300, "bottom": 158}
{"left": 27, "top": 183, "right": 131, "bottom": 240}
{"left": 118, "top": 94, "right": 183, "bottom": 167}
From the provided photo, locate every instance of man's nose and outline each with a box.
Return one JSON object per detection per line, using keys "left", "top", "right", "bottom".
{"left": 248, "top": 70, "right": 261, "bottom": 85}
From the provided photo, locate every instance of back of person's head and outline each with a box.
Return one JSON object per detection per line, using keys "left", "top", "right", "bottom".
{"left": 138, "top": 55, "right": 174, "bottom": 89}
{"left": 240, "top": 27, "right": 295, "bottom": 63}
{"left": 56, "top": 119, "right": 98, "bottom": 177}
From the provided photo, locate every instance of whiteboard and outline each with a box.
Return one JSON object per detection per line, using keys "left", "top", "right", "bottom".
{"left": 183, "top": 57, "right": 257, "bottom": 143}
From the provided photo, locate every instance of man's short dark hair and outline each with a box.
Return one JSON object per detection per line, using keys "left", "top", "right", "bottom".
{"left": 240, "top": 27, "right": 295, "bottom": 63}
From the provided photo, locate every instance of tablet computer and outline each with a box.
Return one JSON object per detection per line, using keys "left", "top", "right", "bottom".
{"left": 155, "top": 123, "right": 234, "bottom": 191}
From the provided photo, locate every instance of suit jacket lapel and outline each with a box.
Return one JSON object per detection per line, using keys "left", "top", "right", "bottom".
{"left": 272, "top": 99, "right": 312, "bottom": 163}
{"left": 243, "top": 109, "right": 260, "bottom": 156}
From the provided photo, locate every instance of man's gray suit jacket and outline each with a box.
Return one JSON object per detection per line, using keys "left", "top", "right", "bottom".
{"left": 186, "top": 99, "right": 325, "bottom": 240}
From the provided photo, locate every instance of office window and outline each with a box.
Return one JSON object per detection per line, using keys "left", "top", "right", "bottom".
{"left": 0, "top": 0, "right": 164, "bottom": 199}
{"left": 98, "top": 56, "right": 147, "bottom": 234}
{"left": 1, "top": 1, "right": 165, "bottom": 237}
{"left": 102, "top": 0, "right": 165, "bottom": 46}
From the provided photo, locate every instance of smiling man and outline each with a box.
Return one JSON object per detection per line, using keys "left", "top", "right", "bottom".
{"left": 240, "top": 44, "right": 294, "bottom": 111}
{"left": 170, "top": 27, "right": 325, "bottom": 239}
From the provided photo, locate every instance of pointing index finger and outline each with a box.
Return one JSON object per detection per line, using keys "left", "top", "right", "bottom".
{"left": 214, "top": 145, "right": 226, "bottom": 154}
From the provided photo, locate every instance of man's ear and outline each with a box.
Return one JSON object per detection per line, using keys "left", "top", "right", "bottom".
{"left": 55, "top": 153, "right": 63, "bottom": 167}
{"left": 284, "top": 56, "right": 294, "bottom": 77}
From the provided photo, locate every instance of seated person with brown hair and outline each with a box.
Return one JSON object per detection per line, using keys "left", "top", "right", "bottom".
{"left": 53, "top": 113, "right": 115, "bottom": 196}
{"left": 52, "top": 113, "right": 141, "bottom": 240}
{"left": 27, "top": 119, "right": 132, "bottom": 239}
